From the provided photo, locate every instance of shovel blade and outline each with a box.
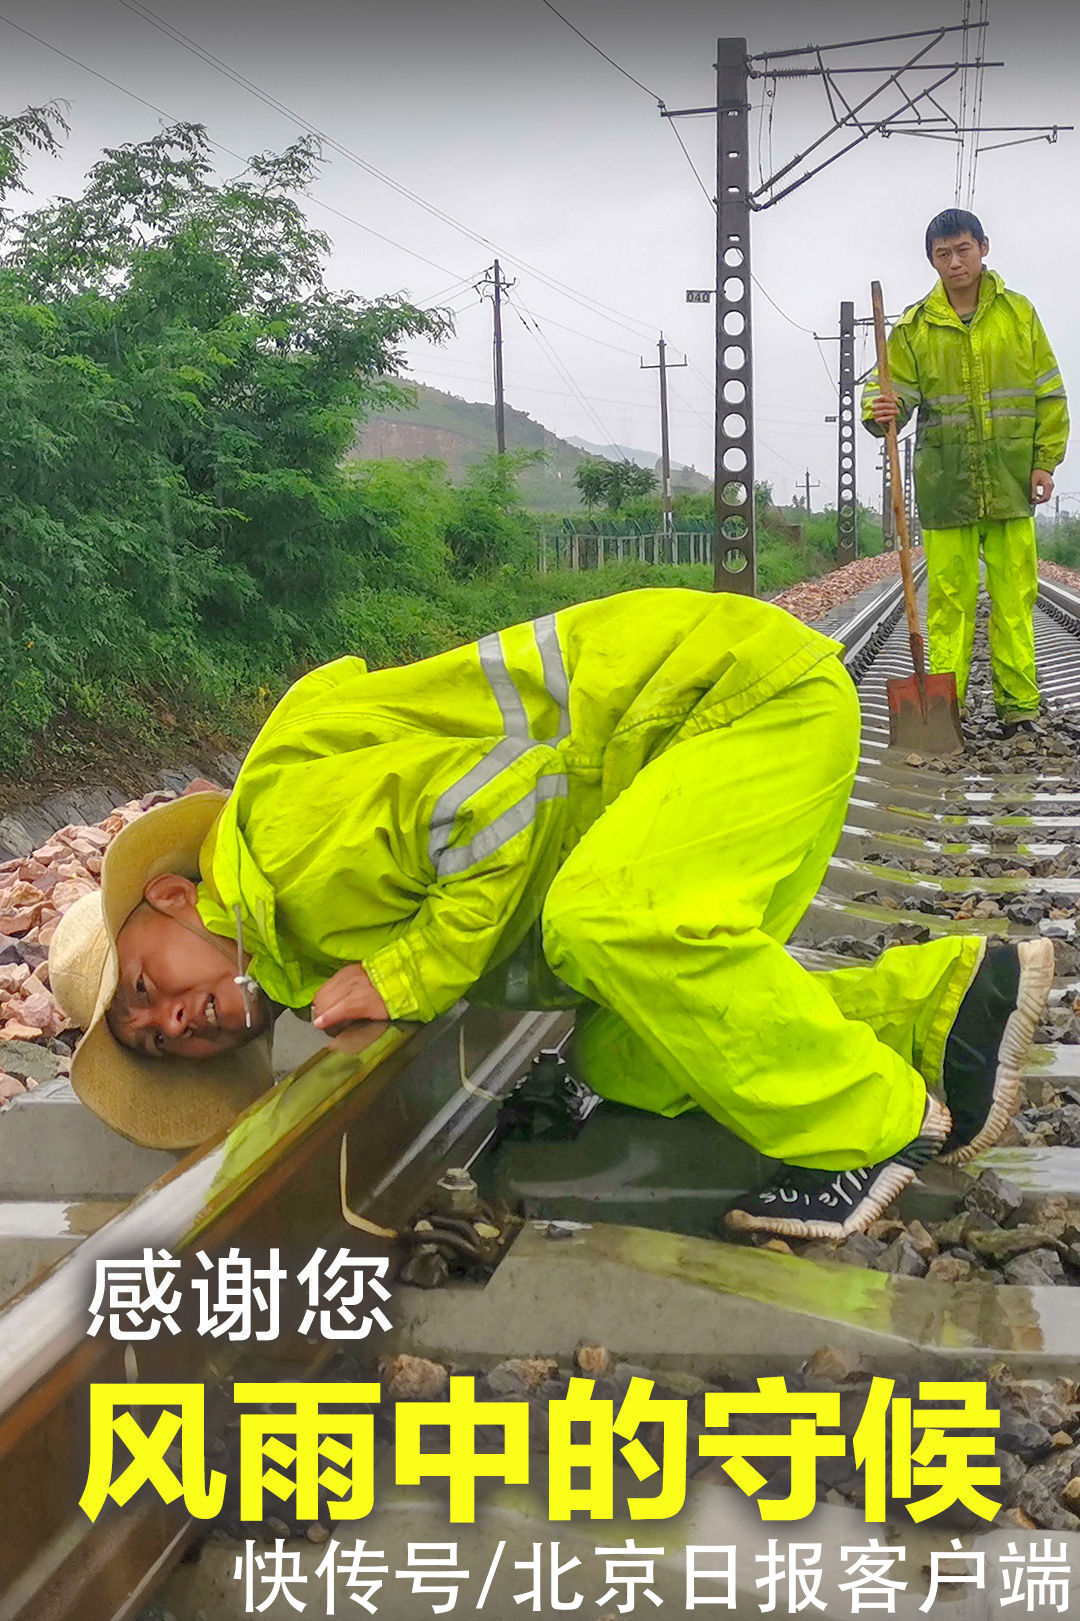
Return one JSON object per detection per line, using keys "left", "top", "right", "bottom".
{"left": 886, "top": 671, "right": 964, "bottom": 755}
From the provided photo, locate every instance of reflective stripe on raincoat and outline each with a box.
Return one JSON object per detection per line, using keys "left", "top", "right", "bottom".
{"left": 194, "top": 589, "right": 841, "bottom": 1021}
{"left": 860, "top": 269, "right": 1069, "bottom": 528}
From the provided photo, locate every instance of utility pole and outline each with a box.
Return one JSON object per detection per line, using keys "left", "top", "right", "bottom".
{"left": 903, "top": 435, "right": 918, "bottom": 544}
{"left": 799, "top": 470, "right": 822, "bottom": 515}
{"left": 880, "top": 447, "right": 895, "bottom": 550}
{"left": 640, "top": 334, "right": 688, "bottom": 535}
{"left": 836, "top": 300, "right": 858, "bottom": 565}
{"left": 667, "top": 41, "right": 757, "bottom": 591}
{"left": 479, "top": 261, "right": 515, "bottom": 454}
{"left": 1055, "top": 494, "right": 1061, "bottom": 530}
{"left": 709, "top": 38, "right": 755, "bottom": 593}
{"left": 662, "top": 24, "right": 1068, "bottom": 598}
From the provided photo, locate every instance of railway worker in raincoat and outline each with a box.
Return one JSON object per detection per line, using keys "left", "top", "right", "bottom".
{"left": 862, "top": 207, "right": 1069, "bottom": 733}
{"left": 50, "top": 588, "right": 1054, "bottom": 1241}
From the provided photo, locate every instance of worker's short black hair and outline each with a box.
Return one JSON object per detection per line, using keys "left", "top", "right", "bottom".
{"left": 925, "top": 208, "right": 987, "bottom": 260}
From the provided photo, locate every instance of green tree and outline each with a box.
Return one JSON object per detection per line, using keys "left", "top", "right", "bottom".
{"left": 344, "top": 457, "right": 455, "bottom": 592}
{"left": 574, "top": 456, "right": 612, "bottom": 509}
{"left": 1040, "top": 514, "right": 1080, "bottom": 570}
{"left": 445, "top": 450, "right": 542, "bottom": 577}
{"left": 618, "top": 463, "right": 658, "bottom": 504}
{"left": 574, "top": 456, "right": 657, "bottom": 512}
{"left": 0, "top": 112, "right": 448, "bottom": 758}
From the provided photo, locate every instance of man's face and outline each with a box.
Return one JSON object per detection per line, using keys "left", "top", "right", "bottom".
{"left": 929, "top": 231, "right": 989, "bottom": 296}
{"left": 111, "top": 896, "right": 272, "bottom": 1060}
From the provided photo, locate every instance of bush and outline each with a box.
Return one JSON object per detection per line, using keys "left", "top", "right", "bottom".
{"left": 444, "top": 451, "right": 541, "bottom": 578}
{"left": 1039, "top": 517, "right": 1080, "bottom": 570}
{"left": 343, "top": 459, "right": 455, "bottom": 592}
{"left": 0, "top": 113, "right": 445, "bottom": 766}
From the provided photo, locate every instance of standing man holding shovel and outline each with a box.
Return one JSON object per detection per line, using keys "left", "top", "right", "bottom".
{"left": 862, "top": 208, "right": 1069, "bottom": 735}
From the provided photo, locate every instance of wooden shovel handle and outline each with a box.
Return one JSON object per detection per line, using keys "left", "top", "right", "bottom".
{"left": 871, "top": 281, "right": 925, "bottom": 675}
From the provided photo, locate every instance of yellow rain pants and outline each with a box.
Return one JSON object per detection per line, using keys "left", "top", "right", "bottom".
{"left": 542, "top": 655, "right": 984, "bottom": 1171}
{"left": 923, "top": 516, "right": 1040, "bottom": 720}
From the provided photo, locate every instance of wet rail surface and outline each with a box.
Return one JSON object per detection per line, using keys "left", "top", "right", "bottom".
{"left": 3, "top": 563, "right": 1080, "bottom": 1618}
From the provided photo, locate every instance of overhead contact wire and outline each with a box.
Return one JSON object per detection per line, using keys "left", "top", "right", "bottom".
{"left": 113, "top": 0, "right": 656, "bottom": 341}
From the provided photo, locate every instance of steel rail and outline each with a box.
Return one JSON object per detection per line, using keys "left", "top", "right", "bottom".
{"left": 1037, "top": 572, "right": 1080, "bottom": 635}
{"left": 831, "top": 559, "right": 918, "bottom": 676}
{"left": 0, "top": 1005, "right": 566, "bottom": 1621}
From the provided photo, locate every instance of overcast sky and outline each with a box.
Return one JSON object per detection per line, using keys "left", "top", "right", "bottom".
{"left": 3, "top": 0, "right": 1078, "bottom": 514}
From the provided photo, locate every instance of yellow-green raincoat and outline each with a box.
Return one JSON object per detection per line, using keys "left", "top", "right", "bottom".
{"left": 197, "top": 590, "right": 981, "bottom": 1169}
{"left": 862, "top": 270, "right": 1068, "bottom": 717}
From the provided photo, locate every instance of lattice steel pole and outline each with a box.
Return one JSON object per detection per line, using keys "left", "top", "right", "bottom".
{"left": 713, "top": 38, "right": 755, "bottom": 594}
{"left": 836, "top": 299, "right": 858, "bottom": 565}
{"left": 880, "top": 447, "right": 895, "bottom": 550}
{"left": 903, "top": 435, "right": 917, "bottom": 543}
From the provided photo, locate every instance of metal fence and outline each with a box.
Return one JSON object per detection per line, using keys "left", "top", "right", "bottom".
{"left": 538, "top": 521, "right": 715, "bottom": 572}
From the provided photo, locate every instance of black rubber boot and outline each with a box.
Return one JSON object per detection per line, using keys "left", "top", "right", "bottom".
{"left": 939, "top": 938, "right": 1054, "bottom": 1164}
{"left": 722, "top": 1096, "right": 952, "bottom": 1241}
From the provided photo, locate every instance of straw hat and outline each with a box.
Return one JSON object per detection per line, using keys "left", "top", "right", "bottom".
{"left": 48, "top": 792, "right": 273, "bottom": 1150}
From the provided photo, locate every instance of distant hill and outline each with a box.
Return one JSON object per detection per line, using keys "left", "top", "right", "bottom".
{"left": 567, "top": 434, "right": 663, "bottom": 469}
{"left": 349, "top": 382, "right": 710, "bottom": 512}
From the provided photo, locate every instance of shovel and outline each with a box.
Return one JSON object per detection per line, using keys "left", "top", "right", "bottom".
{"left": 870, "top": 280, "right": 964, "bottom": 755}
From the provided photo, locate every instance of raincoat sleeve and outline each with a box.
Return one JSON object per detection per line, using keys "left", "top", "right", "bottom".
{"left": 860, "top": 324, "right": 921, "bottom": 437}
{"left": 361, "top": 822, "right": 562, "bottom": 1024}
{"left": 1032, "top": 311, "right": 1070, "bottom": 472}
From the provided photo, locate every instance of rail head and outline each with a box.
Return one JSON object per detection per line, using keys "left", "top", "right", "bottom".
{"left": 1038, "top": 571, "right": 1080, "bottom": 635}
{"left": 825, "top": 558, "right": 924, "bottom": 679}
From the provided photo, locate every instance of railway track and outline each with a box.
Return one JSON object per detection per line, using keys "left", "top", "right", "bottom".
{"left": 2, "top": 562, "right": 1080, "bottom": 1619}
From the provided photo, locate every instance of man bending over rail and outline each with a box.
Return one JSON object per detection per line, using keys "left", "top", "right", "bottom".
{"left": 50, "top": 588, "right": 1053, "bottom": 1242}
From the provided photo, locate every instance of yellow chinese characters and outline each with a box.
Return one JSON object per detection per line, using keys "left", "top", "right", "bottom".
{"left": 79, "top": 1373, "right": 1001, "bottom": 1527}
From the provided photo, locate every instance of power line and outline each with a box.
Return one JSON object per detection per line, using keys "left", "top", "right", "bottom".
{"left": 0, "top": 10, "right": 197, "bottom": 130}
{"left": 112, "top": 0, "right": 656, "bottom": 341}
{"left": 671, "top": 381, "right": 807, "bottom": 474}
{"left": 658, "top": 121, "right": 836, "bottom": 374}
{"left": 299, "top": 197, "right": 464, "bottom": 281}
{"left": 536, "top": 0, "right": 664, "bottom": 103}
{"left": 522, "top": 311, "right": 641, "bottom": 358}
{"left": 812, "top": 337, "right": 838, "bottom": 391}
{"left": 758, "top": 439, "right": 807, "bottom": 474}
{"left": 412, "top": 367, "right": 704, "bottom": 417}
{"left": 533, "top": 0, "right": 778, "bottom": 383}
{"left": 440, "top": 294, "right": 486, "bottom": 319}
{"left": 666, "top": 120, "right": 714, "bottom": 207}
{"left": 1, "top": 6, "right": 707, "bottom": 451}
{"left": 668, "top": 383, "right": 710, "bottom": 427}
{"left": 113, "top": 0, "right": 489, "bottom": 247}
{"left": 751, "top": 274, "right": 816, "bottom": 336}
{"left": 965, "top": 0, "right": 990, "bottom": 205}
{"left": 513, "top": 293, "right": 626, "bottom": 460}
{"left": 7, "top": 1, "right": 656, "bottom": 342}
{"left": 420, "top": 270, "right": 490, "bottom": 309}
{"left": 6, "top": 3, "right": 841, "bottom": 479}
{"left": 0, "top": 10, "right": 470, "bottom": 284}
{"left": 684, "top": 356, "right": 713, "bottom": 397}
{"left": 423, "top": 357, "right": 824, "bottom": 428}
{"left": 954, "top": 0, "right": 974, "bottom": 202}
{"left": 667, "top": 385, "right": 826, "bottom": 463}
{"left": 649, "top": 59, "right": 870, "bottom": 409}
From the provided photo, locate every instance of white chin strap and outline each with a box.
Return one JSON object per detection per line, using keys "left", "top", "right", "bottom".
{"left": 232, "top": 904, "right": 260, "bottom": 1030}
{"left": 142, "top": 895, "right": 262, "bottom": 1032}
